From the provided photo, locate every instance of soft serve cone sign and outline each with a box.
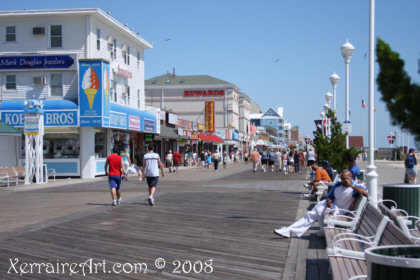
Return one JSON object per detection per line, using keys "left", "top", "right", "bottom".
{"left": 82, "top": 67, "right": 99, "bottom": 110}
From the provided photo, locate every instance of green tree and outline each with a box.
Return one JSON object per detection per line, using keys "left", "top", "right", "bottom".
{"left": 313, "top": 109, "right": 359, "bottom": 173}
{"left": 376, "top": 38, "right": 420, "bottom": 141}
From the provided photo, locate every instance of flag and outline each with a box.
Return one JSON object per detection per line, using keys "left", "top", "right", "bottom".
{"left": 362, "top": 99, "right": 366, "bottom": 108}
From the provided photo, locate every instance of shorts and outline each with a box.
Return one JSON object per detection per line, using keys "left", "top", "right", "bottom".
{"left": 406, "top": 167, "right": 417, "bottom": 175}
{"left": 109, "top": 176, "right": 122, "bottom": 190}
{"left": 261, "top": 159, "right": 268, "bottom": 165}
{"left": 269, "top": 160, "right": 275, "bottom": 165}
{"left": 166, "top": 161, "right": 173, "bottom": 167}
{"left": 146, "top": 176, "right": 159, "bottom": 188}
{"left": 308, "top": 160, "right": 315, "bottom": 166}
{"left": 174, "top": 162, "right": 180, "bottom": 167}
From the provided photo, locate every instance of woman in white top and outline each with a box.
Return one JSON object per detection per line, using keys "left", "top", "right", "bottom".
{"left": 166, "top": 150, "right": 173, "bottom": 173}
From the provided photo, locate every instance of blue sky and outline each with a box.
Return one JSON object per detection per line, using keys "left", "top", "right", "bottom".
{"left": 3, "top": 0, "right": 419, "bottom": 148}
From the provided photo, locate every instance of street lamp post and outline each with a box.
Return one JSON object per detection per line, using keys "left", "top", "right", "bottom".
{"left": 325, "top": 92, "right": 333, "bottom": 136}
{"left": 320, "top": 112, "right": 325, "bottom": 136}
{"left": 341, "top": 39, "right": 355, "bottom": 149}
{"left": 329, "top": 73, "right": 340, "bottom": 115}
{"left": 323, "top": 102, "right": 329, "bottom": 136}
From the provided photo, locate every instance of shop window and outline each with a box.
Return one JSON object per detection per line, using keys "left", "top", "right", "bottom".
{"left": 6, "top": 26, "right": 16, "bottom": 42}
{"left": 95, "top": 131, "right": 106, "bottom": 158}
{"left": 6, "top": 75, "right": 16, "bottom": 90}
{"left": 122, "top": 50, "right": 127, "bottom": 64}
{"left": 137, "top": 90, "right": 140, "bottom": 108}
{"left": 50, "top": 74, "right": 63, "bottom": 97}
{"left": 50, "top": 25, "right": 62, "bottom": 48}
{"left": 40, "top": 134, "right": 80, "bottom": 159}
{"left": 96, "top": 29, "right": 101, "bottom": 51}
{"left": 127, "top": 47, "right": 130, "bottom": 65}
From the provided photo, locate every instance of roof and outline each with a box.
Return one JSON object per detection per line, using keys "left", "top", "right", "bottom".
{"left": 156, "top": 126, "right": 188, "bottom": 140}
{"left": 0, "top": 120, "right": 22, "bottom": 136}
{"left": 198, "top": 133, "right": 224, "bottom": 143}
{"left": 145, "top": 74, "right": 240, "bottom": 91}
{"left": 0, "top": 8, "right": 152, "bottom": 49}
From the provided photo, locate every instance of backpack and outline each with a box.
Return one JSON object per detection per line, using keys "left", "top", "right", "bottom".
{"left": 405, "top": 154, "right": 415, "bottom": 168}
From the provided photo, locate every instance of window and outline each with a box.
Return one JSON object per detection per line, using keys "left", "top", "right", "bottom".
{"left": 6, "top": 26, "right": 16, "bottom": 42}
{"left": 108, "top": 43, "right": 113, "bottom": 59}
{"left": 126, "top": 87, "right": 130, "bottom": 105}
{"left": 127, "top": 47, "right": 130, "bottom": 65}
{"left": 122, "top": 50, "right": 127, "bottom": 64}
{"left": 50, "top": 25, "right": 62, "bottom": 47}
{"left": 6, "top": 75, "right": 16, "bottom": 90}
{"left": 137, "top": 52, "right": 140, "bottom": 69}
{"left": 50, "top": 74, "right": 63, "bottom": 97}
{"left": 113, "top": 39, "right": 117, "bottom": 59}
{"left": 96, "top": 29, "right": 100, "bottom": 51}
{"left": 112, "top": 81, "right": 117, "bottom": 102}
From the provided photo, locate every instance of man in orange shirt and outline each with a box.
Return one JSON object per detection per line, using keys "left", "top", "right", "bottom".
{"left": 249, "top": 148, "right": 261, "bottom": 172}
{"left": 105, "top": 146, "right": 126, "bottom": 206}
{"left": 304, "top": 164, "right": 331, "bottom": 200}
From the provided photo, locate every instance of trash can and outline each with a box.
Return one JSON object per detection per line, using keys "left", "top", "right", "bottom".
{"left": 383, "top": 184, "right": 420, "bottom": 217}
{"left": 365, "top": 245, "right": 420, "bottom": 280}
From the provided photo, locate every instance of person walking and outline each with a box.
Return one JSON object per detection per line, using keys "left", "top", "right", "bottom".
{"left": 281, "top": 150, "right": 289, "bottom": 174}
{"left": 274, "top": 170, "right": 367, "bottom": 238}
{"left": 206, "top": 151, "right": 212, "bottom": 171}
{"left": 307, "top": 148, "right": 316, "bottom": 167}
{"left": 142, "top": 145, "right": 164, "bottom": 206}
{"left": 250, "top": 148, "right": 260, "bottom": 172}
{"left": 104, "top": 146, "right": 126, "bottom": 206}
{"left": 212, "top": 150, "right": 221, "bottom": 171}
{"left": 405, "top": 148, "right": 418, "bottom": 184}
{"left": 121, "top": 148, "right": 131, "bottom": 180}
{"left": 275, "top": 149, "right": 282, "bottom": 172}
{"left": 166, "top": 150, "right": 174, "bottom": 173}
{"left": 200, "top": 151, "right": 206, "bottom": 169}
{"left": 268, "top": 149, "right": 276, "bottom": 172}
{"left": 223, "top": 151, "right": 228, "bottom": 169}
{"left": 294, "top": 150, "right": 300, "bottom": 173}
{"left": 134, "top": 148, "right": 144, "bottom": 181}
{"left": 172, "top": 149, "right": 182, "bottom": 173}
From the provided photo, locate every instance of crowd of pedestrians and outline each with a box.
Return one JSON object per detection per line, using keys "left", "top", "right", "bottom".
{"left": 249, "top": 147, "right": 309, "bottom": 174}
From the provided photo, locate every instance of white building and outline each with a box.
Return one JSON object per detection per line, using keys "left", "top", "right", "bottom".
{"left": 0, "top": 8, "right": 156, "bottom": 178}
{"left": 145, "top": 74, "right": 251, "bottom": 153}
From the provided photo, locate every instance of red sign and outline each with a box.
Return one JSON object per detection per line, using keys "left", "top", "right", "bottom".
{"left": 205, "top": 101, "right": 215, "bottom": 132}
{"left": 184, "top": 90, "right": 224, "bottom": 97}
{"left": 117, "top": 65, "right": 132, "bottom": 79}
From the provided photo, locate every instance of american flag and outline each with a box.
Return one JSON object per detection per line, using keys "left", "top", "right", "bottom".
{"left": 362, "top": 99, "right": 366, "bottom": 108}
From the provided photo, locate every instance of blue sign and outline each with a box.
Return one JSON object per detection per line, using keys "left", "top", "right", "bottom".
{"left": 2, "top": 111, "right": 78, "bottom": 127}
{"left": 144, "top": 118, "right": 155, "bottom": 132}
{"left": 0, "top": 55, "right": 75, "bottom": 70}
{"left": 109, "top": 112, "right": 128, "bottom": 129}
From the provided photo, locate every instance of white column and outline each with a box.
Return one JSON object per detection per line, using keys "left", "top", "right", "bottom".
{"left": 366, "top": 0, "right": 378, "bottom": 207}
{"left": 80, "top": 126, "right": 96, "bottom": 178}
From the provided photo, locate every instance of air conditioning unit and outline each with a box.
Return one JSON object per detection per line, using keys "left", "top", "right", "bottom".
{"left": 33, "top": 27, "right": 45, "bottom": 35}
{"left": 33, "top": 76, "right": 47, "bottom": 85}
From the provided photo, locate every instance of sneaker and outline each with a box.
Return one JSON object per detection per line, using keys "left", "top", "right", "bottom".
{"left": 303, "top": 183, "right": 310, "bottom": 189}
{"left": 112, "top": 200, "right": 117, "bottom": 206}
{"left": 273, "top": 227, "right": 290, "bottom": 238}
{"left": 316, "top": 230, "right": 325, "bottom": 238}
{"left": 303, "top": 193, "right": 311, "bottom": 198}
{"left": 117, "top": 198, "right": 122, "bottom": 205}
{"left": 148, "top": 197, "right": 155, "bottom": 206}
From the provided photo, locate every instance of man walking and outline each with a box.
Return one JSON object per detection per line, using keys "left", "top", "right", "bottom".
{"left": 104, "top": 146, "right": 126, "bottom": 206}
{"left": 250, "top": 148, "right": 260, "bottom": 172}
{"left": 142, "top": 145, "right": 165, "bottom": 206}
{"left": 172, "top": 149, "right": 182, "bottom": 173}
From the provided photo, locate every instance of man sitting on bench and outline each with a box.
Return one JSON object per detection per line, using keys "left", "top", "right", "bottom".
{"left": 274, "top": 170, "right": 368, "bottom": 238}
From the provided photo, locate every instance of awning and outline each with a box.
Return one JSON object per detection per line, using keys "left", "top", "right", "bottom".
{"left": 199, "top": 133, "right": 224, "bottom": 143}
{"left": 0, "top": 120, "right": 22, "bottom": 136}
{"left": 155, "top": 125, "right": 188, "bottom": 140}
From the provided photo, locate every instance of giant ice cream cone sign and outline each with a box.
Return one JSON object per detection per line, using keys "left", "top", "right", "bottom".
{"left": 104, "top": 69, "right": 109, "bottom": 107}
{"left": 82, "top": 67, "right": 99, "bottom": 110}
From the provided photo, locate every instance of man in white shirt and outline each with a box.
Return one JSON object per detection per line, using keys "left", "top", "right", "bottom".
{"left": 142, "top": 145, "right": 164, "bottom": 206}
{"left": 273, "top": 170, "right": 367, "bottom": 238}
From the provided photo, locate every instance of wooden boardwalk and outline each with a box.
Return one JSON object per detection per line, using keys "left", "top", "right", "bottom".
{"left": 0, "top": 164, "right": 330, "bottom": 279}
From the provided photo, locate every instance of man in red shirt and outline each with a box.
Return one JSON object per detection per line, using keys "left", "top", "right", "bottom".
{"left": 172, "top": 149, "right": 182, "bottom": 173}
{"left": 105, "top": 146, "right": 126, "bottom": 206}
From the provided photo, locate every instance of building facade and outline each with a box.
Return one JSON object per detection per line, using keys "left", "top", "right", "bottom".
{"left": 0, "top": 8, "right": 156, "bottom": 178}
{"left": 145, "top": 74, "right": 251, "bottom": 154}
{"left": 250, "top": 107, "right": 285, "bottom": 147}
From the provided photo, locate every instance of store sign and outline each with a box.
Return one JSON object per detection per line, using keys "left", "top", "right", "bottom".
{"left": 205, "top": 101, "right": 214, "bottom": 132}
{"left": 109, "top": 112, "right": 128, "bottom": 129}
{"left": 191, "top": 131, "right": 198, "bottom": 140}
{"left": 117, "top": 65, "right": 132, "bottom": 79}
{"left": 198, "top": 124, "right": 205, "bottom": 131}
{"left": 144, "top": 118, "right": 155, "bottom": 132}
{"left": 168, "top": 113, "right": 178, "bottom": 125}
{"left": 178, "top": 118, "right": 192, "bottom": 130}
{"left": 144, "top": 134, "right": 154, "bottom": 141}
{"left": 2, "top": 111, "right": 78, "bottom": 127}
{"left": 0, "top": 55, "right": 75, "bottom": 70}
{"left": 129, "top": 116, "right": 140, "bottom": 131}
{"left": 184, "top": 90, "right": 224, "bottom": 97}
{"left": 79, "top": 60, "right": 110, "bottom": 126}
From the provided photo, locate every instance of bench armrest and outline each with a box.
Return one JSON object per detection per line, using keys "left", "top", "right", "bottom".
{"left": 331, "top": 233, "right": 375, "bottom": 260}
{"left": 0, "top": 172, "right": 10, "bottom": 179}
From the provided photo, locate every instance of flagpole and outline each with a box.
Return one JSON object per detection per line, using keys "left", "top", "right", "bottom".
{"left": 361, "top": 98, "right": 364, "bottom": 145}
